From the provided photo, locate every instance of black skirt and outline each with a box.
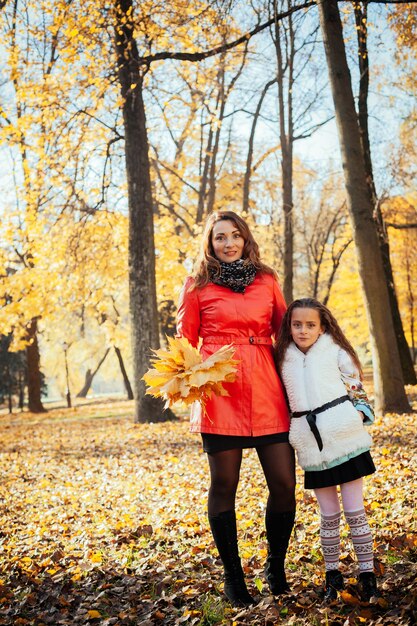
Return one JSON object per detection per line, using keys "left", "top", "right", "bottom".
{"left": 304, "top": 451, "right": 376, "bottom": 489}
{"left": 202, "top": 432, "right": 289, "bottom": 454}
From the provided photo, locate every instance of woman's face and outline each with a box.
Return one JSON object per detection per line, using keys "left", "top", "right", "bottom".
{"left": 211, "top": 220, "right": 245, "bottom": 263}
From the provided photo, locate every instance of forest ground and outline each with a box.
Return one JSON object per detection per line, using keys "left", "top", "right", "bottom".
{"left": 0, "top": 386, "right": 416, "bottom": 626}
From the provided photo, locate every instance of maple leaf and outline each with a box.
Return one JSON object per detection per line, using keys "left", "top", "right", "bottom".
{"left": 340, "top": 590, "right": 361, "bottom": 605}
{"left": 141, "top": 370, "right": 173, "bottom": 388}
{"left": 142, "top": 337, "right": 239, "bottom": 409}
{"left": 87, "top": 609, "right": 101, "bottom": 619}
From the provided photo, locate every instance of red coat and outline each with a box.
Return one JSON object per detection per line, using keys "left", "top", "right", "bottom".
{"left": 176, "top": 273, "right": 290, "bottom": 436}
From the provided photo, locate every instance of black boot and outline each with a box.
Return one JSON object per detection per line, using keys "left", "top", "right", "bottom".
{"left": 209, "top": 510, "right": 255, "bottom": 607}
{"left": 264, "top": 509, "right": 295, "bottom": 595}
{"left": 359, "top": 571, "right": 379, "bottom": 602}
{"left": 323, "top": 569, "right": 344, "bottom": 602}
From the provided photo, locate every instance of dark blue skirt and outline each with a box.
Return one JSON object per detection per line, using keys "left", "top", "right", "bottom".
{"left": 304, "top": 451, "right": 376, "bottom": 489}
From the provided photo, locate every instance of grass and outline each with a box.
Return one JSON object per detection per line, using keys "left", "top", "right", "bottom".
{"left": 198, "top": 593, "right": 225, "bottom": 626}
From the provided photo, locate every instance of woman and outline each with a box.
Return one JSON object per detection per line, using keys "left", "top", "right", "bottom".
{"left": 176, "top": 210, "right": 296, "bottom": 606}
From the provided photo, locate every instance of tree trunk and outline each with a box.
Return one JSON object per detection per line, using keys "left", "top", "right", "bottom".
{"left": 5, "top": 364, "right": 12, "bottom": 413}
{"left": 18, "top": 370, "right": 24, "bottom": 410}
{"left": 243, "top": 79, "right": 277, "bottom": 214}
{"left": 206, "top": 62, "right": 226, "bottom": 215}
{"left": 317, "top": 0, "right": 410, "bottom": 413}
{"left": 26, "top": 318, "right": 46, "bottom": 413}
{"left": 76, "top": 347, "right": 110, "bottom": 398}
{"left": 281, "top": 155, "right": 293, "bottom": 303}
{"left": 405, "top": 253, "right": 415, "bottom": 364}
{"left": 77, "top": 369, "right": 93, "bottom": 398}
{"left": 206, "top": 48, "right": 247, "bottom": 216}
{"left": 114, "top": 346, "right": 134, "bottom": 400}
{"left": 354, "top": 3, "right": 416, "bottom": 384}
{"left": 197, "top": 124, "right": 214, "bottom": 223}
{"left": 114, "top": 0, "right": 175, "bottom": 422}
{"left": 274, "top": 0, "right": 295, "bottom": 303}
{"left": 374, "top": 207, "right": 416, "bottom": 383}
{"left": 64, "top": 346, "right": 72, "bottom": 408}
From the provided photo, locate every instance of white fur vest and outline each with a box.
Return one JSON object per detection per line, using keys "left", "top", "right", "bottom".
{"left": 281, "top": 333, "right": 372, "bottom": 471}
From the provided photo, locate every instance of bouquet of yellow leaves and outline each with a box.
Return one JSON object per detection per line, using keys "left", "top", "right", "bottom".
{"left": 142, "top": 336, "right": 239, "bottom": 409}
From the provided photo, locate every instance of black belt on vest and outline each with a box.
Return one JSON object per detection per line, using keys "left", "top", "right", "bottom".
{"left": 291, "top": 395, "right": 350, "bottom": 451}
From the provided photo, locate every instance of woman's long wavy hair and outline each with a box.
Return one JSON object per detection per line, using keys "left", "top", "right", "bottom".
{"left": 192, "top": 210, "right": 275, "bottom": 289}
{"left": 275, "top": 298, "right": 363, "bottom": 378}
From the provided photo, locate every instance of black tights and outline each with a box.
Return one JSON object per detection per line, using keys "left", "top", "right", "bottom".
{"left": 207, "top": 442, "right": 296, "bottom": 517}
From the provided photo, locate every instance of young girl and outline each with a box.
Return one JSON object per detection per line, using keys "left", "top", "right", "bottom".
{"left": 275, "top": 298, "right": 379, "bottom": 603}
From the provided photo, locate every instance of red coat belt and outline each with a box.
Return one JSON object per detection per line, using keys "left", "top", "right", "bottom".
{"left": 202, "top": 336, "right": 273, "bottom": 345}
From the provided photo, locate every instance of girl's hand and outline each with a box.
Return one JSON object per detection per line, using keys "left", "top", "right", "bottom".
{"left": 358, "top": 410, "right": 366, "bottom": 422}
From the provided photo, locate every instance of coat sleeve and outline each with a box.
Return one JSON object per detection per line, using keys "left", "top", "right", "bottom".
{"left": 338, "top": 349, "right": 374, "bottom": 424}
{"left": 176, "top": 276, "right": 201, "bottom": 348}
{"left": 271, "top": 276, "right": 287, "bottom": 340}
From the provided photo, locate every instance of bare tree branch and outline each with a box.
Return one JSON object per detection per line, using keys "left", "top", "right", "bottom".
{"left": 141, "top": 2, "right": 316, "bottom": 65}
{"left": 385, "top": 222, "right": 417, "bottom": 229}
{"left": 293, "top": 114, "right": 334, "bottom": 140}
{"left": 138, "top": 0, "right": 417, "bottom": 66}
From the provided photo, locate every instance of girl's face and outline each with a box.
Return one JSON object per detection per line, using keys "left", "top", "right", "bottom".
{"left": 211, "top": 220, "right": 245, "bottom": 263}
{"left": 290, "top": 307, "right": 324, "bottom": 353}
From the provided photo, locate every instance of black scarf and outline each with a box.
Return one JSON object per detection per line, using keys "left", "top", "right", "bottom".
{"left": 209, "top": 259, "right": 257, "bottom": 293}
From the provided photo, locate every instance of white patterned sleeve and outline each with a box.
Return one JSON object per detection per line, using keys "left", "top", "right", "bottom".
{"left": 338, "top": 349, "right": 375, "bottom": 424}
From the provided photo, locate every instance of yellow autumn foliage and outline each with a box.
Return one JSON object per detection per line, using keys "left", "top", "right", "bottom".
{"left": 143, "top": 336, "right": 239, "bottom": 408}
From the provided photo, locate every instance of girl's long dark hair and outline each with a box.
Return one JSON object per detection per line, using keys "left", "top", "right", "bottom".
{"left": 192, "top": 210, "right": 275, "bottom": 289}
{"left": 275, "top": 298, "right": 363, "bottom": 378}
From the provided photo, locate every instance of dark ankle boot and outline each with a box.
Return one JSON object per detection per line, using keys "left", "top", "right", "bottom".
{"left": 264, "top": 509, "right": 295, "bottom": 595}
{"left": 323, "top": 569, "right": 344, "bottom": 602}
{"left": 209, "top": 510, "right": 255, "bottom": 607}
{"left": 359, "top": 571, "right": 379, "bottom": 602}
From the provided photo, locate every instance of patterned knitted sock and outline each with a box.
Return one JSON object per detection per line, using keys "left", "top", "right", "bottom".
{"left": 320, "top": 511, "right": 341, "bottom": 571}
{"left": 345, "top": 508, "right": 374, "bottom": 572}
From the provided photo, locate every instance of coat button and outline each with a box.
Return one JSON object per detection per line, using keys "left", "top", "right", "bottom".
{"left": 249, "top": 336, "right": 254, "bottom": 344}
